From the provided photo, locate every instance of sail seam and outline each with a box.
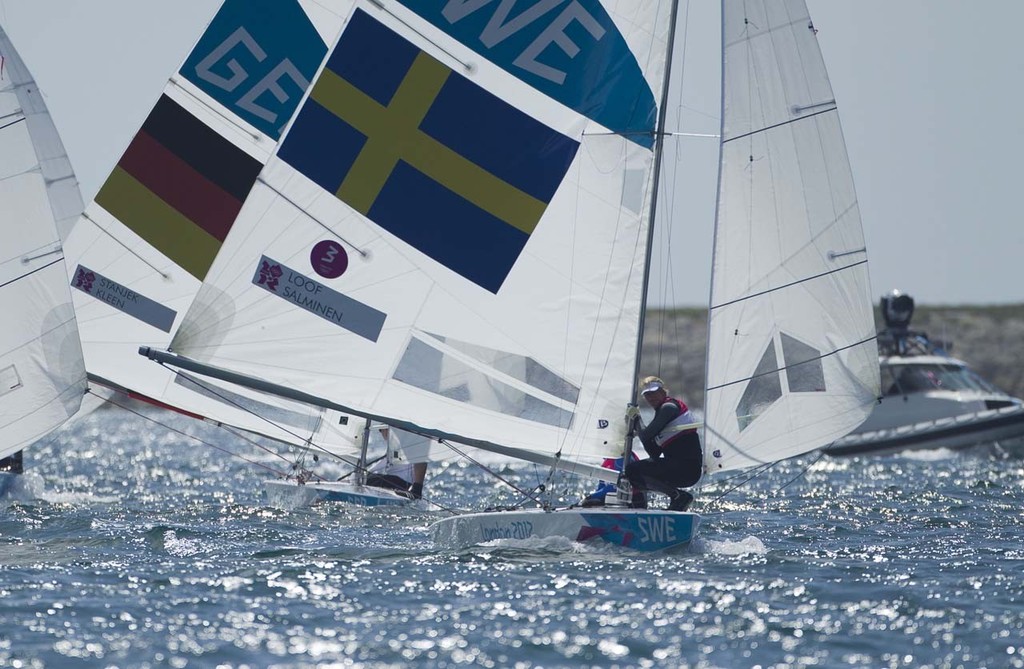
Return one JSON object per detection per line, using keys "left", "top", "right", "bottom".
{"left": 369, "top": 0, "right": 471, "bottom": 72}
{"left": 710, "top": 259, "right": 868, "bottom": 310}
{"left": 168, "top": 77, "right": 262, "bottom": 142}
{"left": 0, "top": 116, "right": 26, "bottom": 132}
{"left": 706, "top": 335, "right": 877, "bottom": 391}
{"left": 722, "top": 105, "right": 836, "bottom": 144}
{"left": 0, "top": 256, "right": 64, "bottom": 290}
{"left": 257, "top": 177, "right": 369, "bottom": 257}
{"left": 81, "top": 212, "right": 172, "bottom": 279}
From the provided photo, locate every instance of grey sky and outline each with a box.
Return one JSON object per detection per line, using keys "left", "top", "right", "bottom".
{"left": 2, "top": 1, "right": 1021, "bottom": 306}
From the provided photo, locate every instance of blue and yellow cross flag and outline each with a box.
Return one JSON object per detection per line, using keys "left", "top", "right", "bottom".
{"left": 278, "top": 9, "right": 580, "bottom": 294}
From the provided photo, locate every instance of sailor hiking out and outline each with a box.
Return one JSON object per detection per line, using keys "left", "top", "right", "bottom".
{"left": 624, "top": 376, "right": 702, "bottom": 511}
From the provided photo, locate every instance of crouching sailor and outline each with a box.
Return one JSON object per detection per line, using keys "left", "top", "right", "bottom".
{"left": 624, "top": 376, "right": 702, "bottom": 511}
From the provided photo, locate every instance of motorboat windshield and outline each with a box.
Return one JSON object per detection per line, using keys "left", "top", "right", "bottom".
{"left": 882, "top": 361, "right": 1004, "bottom": 397}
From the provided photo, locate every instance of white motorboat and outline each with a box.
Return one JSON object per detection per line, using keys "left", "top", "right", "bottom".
{"left": 826, "top": 292, "right": 1024, "bottom": 456}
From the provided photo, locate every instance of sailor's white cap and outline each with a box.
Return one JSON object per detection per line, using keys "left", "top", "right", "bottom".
{"left": 641, "top": 380, "right": 664, "bottom": 394}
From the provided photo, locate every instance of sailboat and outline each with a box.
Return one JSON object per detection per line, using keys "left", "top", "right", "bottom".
{"left": 264, "top": 422, "right": 443, "bottom": 507}
{"left": 53, "top": 0, "right": 392, "bottom": 491}
{"left": 0, "top": 23, "right": 87, "bottom": 495}
{"left": 141, "top": 0, "right": 880, "bottom": 551}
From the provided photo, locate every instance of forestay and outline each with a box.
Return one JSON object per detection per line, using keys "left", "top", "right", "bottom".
{"left": 168, "top": 1, "right": 676, "bottom": 464}
{"left": 0, "top": 24, "right": 86, "bottom": 459}
{"left": 703, "top": 0, "right": 880, "bottom": 474}
{"left": 61, "top": 0, "right": 362, "bottom": 453}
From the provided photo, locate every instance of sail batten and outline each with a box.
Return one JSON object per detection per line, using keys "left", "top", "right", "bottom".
{"left": 722, "top": 104, "right": 838, "bottom": 144}
{"left": 710, "top": 259, "right": 870, "bottom": 311}
{"left": 707, "top": 335, "right": 879, "bottom": 392}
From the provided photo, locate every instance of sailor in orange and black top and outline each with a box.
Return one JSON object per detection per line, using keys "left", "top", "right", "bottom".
{"left": 625, "top": 376, "right": 702, "bottom": 511}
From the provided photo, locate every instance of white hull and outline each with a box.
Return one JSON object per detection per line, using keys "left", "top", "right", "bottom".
{"left": 264, "top": 479, "right": 410, "bottom": 508}
{"left": 826, "top": 404, "right": 1024, "bottom": 456}
{"left": 828, "top": 354, "right": 1024, "bottom": 455}
{"left": 430, "top": 507, "right": 699, "bottom": 552}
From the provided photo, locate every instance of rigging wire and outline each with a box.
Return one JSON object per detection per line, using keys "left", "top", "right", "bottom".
{"left": 701, "top": 450, "right": 827, "bottom": 511}
{"left": 89, "top": 388, "right": 462, "bottom": 512}
{"left": 701, "top": 460, "right": 777, "bottom": 509}
{"left": 85, "top": 388, "right": 292, "bottom": 478}
{"left": 437, "top": 438, "right": 549, "bottom": 511}
{"left": 774, "top": 450, "right": 828, "bottom": 494}
{"left": 151, "top": 359, "right": 354, "bottom": 469}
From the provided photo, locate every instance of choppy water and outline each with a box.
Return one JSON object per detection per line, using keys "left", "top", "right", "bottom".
{"left": 2, "top": 403, "right": 1023, "bottom": 668}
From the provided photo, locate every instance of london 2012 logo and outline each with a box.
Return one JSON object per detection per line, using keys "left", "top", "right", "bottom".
{"left": 256, "top": 260, "right": 283, "bottom": 291}
{"left": 310, "top": 240, "right": 348, "bottom": 279}
{"left": 73, "top": 267, "right": 96, "bottom": 292}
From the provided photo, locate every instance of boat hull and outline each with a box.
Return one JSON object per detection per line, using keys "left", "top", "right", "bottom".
{"left": 264, "top": 479, "right": 410, "bottom": 507}
{"left": 826, "top": 404, "right": 1024, "bottom": 456}
{"left": 430, "top": 507, "right": 699, "bottom": 552}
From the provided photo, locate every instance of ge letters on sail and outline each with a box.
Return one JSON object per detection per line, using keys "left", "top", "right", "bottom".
{"left": 180, "top": 0, "right": 327, "bottom": 138}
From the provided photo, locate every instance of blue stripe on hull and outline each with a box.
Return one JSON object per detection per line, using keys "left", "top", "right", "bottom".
{"left": 318, "top": 489, "right": 408, "bottom": 507}
{"left": 579, "top": 511, "right": 697, "bottom": 551}
{"left": 431, "top": 509, "right": 699, "bottom": 552}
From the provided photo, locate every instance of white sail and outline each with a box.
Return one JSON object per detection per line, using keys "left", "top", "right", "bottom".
{"left": 0, "top": 24, "right": 86, "bottom": 459}
{"left": 167, "top": 2, "right": 677, "bottom": 464}
{"left": 60, "top": 0, "right": 362, "bottom": 452}
{"left": 703, "top": 0, "right": 880, "bottom": 474}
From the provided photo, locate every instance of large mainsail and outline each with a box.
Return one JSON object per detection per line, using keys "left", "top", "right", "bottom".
{"left": 0, "top": 24, "right": 86, "bottom": 459}
{"left": 703, "top": 0, "right": 880, "bottom": 474}
{"left": 164, "top": 2, "right": 677, "bottom": 464}
{"left": 62, "top": 0, "right": 361, "bottom": 452}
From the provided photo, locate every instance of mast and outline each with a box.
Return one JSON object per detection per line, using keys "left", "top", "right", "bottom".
{"left": 356, "top": 419, "right": 372, "bottom": 486}
{"left": 622, "top": 0, "right": 682, "bottom": 465}
{"left": 702, "top": 0, "right": 728, "bottom": 450}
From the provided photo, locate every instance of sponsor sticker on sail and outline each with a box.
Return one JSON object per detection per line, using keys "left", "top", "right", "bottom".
{"left": 70, "top": 265, "right": 177, "bottom": 333}
{"left": 278, "top": 9, "right": 579, "bottom": 294}
{"left": 310, "top": 240, "right": 348, "bottom": 279}
{"left": 251, "top": 256, "right": 385, "bottom": 342}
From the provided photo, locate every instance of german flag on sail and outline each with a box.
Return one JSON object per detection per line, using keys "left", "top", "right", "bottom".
{"left": 278, "top": 9, "right": 579, "bottom": 294}
{"left": 95, "top": 96, "right": 262, "bottom": 279}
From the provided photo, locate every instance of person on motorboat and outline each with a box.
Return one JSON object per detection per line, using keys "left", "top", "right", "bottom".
{"left": 364, "top": 427, "right": 428, "bottom": 499}
{"left": 0, "top": 450, "right": 23, "bottom": 474}
{"left": 624, "top": 376, "right": 702, "bottom": 511}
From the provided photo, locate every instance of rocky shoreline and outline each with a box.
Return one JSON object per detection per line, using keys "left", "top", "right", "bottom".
{"left": 639, "top": 304, "right": 1024, "bottom": 410}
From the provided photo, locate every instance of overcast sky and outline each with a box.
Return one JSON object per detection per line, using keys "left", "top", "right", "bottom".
{"left": 3, "top": 1, "right": 1022, "bottom": 307}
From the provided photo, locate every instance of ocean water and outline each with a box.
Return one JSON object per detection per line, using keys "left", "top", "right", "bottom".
{"left": 2, "top": 403, "right": 1023, "bottom": 669}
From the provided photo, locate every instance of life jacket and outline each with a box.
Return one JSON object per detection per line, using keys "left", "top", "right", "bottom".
{"left": 654, "top": 397, "right": 698, "bottom": 447}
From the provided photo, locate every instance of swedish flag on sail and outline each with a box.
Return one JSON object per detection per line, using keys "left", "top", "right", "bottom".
{"left": 279, "top": 9, "right": 579, "bottom": 294}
